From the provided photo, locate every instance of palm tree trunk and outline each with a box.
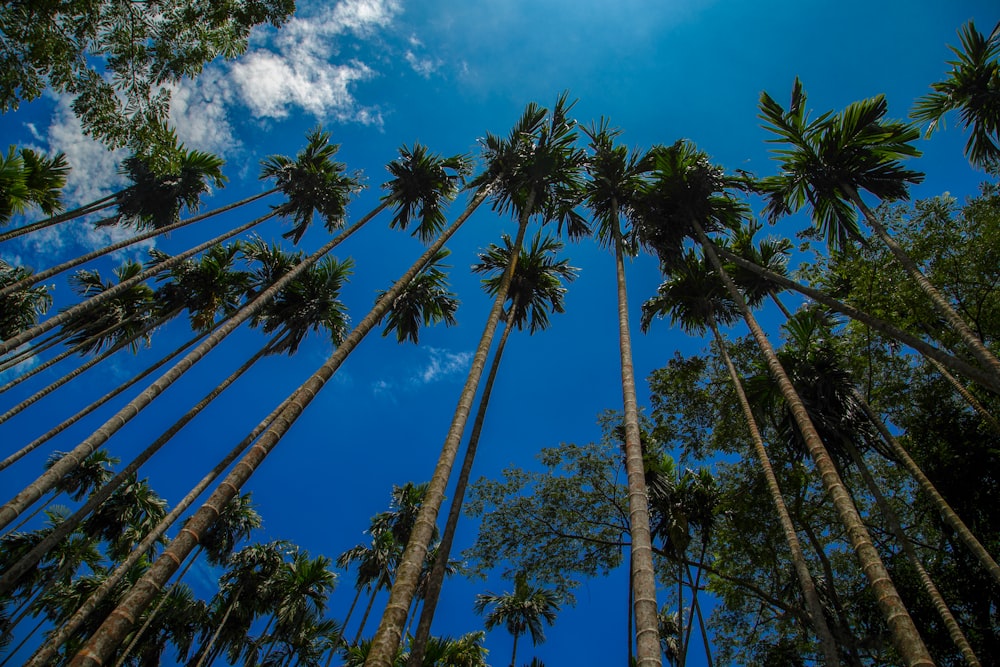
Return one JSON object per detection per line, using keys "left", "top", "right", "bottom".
{"left": 925, "top": 357, "right": 1000, "bottom": 434}
{"left": 354, "top": 588, "right": 379, "bottom": 645}
{"left": 0, "top": 312, "right": 175, "bottom": 425}
{"left": 7, "top": 492, "right": 56, "bottom": 533}
{"left": 509, "top": 631, "right": 519, "bottom": 667}
{"left": 0, "top": 615, "right": 47, "bottom": 667}
{"left": 693, "top": 220, "right": 934, "bottom": 666}
{"left": 856, "top": 392, "right": 1000, "bottom": 587}
{"left": 342, "top": 585, "right": 364, "bottom": 641}
{"left": 0, "top": 210, "right": 272, "bottom": 358}
{"left": 708, "top": 316, "right": 840, "bottom": 665}
{"left": 0, "top": 329, "right": 206, "bottom": 471}
{"left": 407, "top": 304, "right": 519, "bottom": 667}
{"left": 769, "top": 291, "right": 794, "bottom": 320}
{"left": 0, "top": 192, "right": 117, "bottom": 244}
{"left": 612, "top": 215, "right": 661, "bottom": 667}
{"left": 25, "top": 396, "right": 292, "bottom": 666}
{"left": 194, "top": 588, "right": 243, "bottom": 667}
{"left": 0, "top": 345, "right": 271, "bottom": 595}
{"left": 0, "top": 196, "right": 385, "bottom": 530}
{"left": 112, "top": 546, "right": 204, "bottom": 667}
{"left": 0, "top": 330, "right": 69, "bottom": 372}
{"left": 65, "top": 188, "right": 490, "bottom": 667}
{"left": 0, "top": 189, "right": 276, "bottom": 300}
{"left": 676, "top": 561, "right": 685, "bottom": 667}
{"left": 683, "top": 562, "right": 713, "bottom": 667}
{"left": 841, "top": 438, "right": 981, "bottom": 666}
{"left": 846, "top": 186, "right": 1000, "bottom": 382}
{"left": 0, "top": 316, "right": 131, "bottom": 392}
{"left": 714, "top": 244, "right": 1000, "bottom": 395}
{"left": 365, "top": 188, "right": 514, "bottom": 667}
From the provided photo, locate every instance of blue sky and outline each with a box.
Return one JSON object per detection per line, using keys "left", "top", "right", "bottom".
{"left": 1, "top": 1, "right": 997, "bottom": 665}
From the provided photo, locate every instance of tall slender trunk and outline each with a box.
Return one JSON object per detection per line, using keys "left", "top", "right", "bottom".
{"left": 846, "top": 186, "right": 1000, "bottom": 382}
{"left": 0, "top": 344, "right": 270, "bottom": 594}
{"left": 613, "top": 215, "right": 661, "bottom": 667}
{"left": 0, "top": 330, "right": 69, "bottom": 372}
{"left": 66, "top": 189, "right": 489, "bottom": 667}
{"left": 366, "top": 188, "right": 521, "bottom": 667}
{"left": 715, "top": 245, "right": 1000, "bottom": 395}
{"left": 708, "top": 316, "right": 840, "bottom": 665}
{"left": 0, "top": 210, "right": 271, "bottom": 357}
{"left": 0, "top": 189, "right": 275, "bottom": 299}
{"left": 354, "top": 588, "right": 379, "bottom": 645}
{"left": 0, "top": 615, "right": 47, "bottom": 667}
{"left": 0, "top": 330, "right": 206, "bottom": 472}
{"left": 683, "top": 562, "right": 713, "bottom": 667}
{"left": 0, "top": 316, "right": 138, "bottom": 393}
{"left": 676, "top": 560, "right": 685, "bottom": 667}
{"left": 0, "top": 192, "right": 118, "bottom": 244}
{"left": 193, "top": 589, "right": 241, "bottom": 667}
{"left": 0, "top": 197, "right": 387, "bottom": 530}
{"left": 113, "top": 546, "right": 203, "bottom": 667}
{"left": 925, "top": 357, "right": 1000, "bottom": 434}
{"left": 341, "top": 585, "right": 364, "bottom": 641}
{"left": 841, "top": 439, "right": 980, "bottom": 666}
{"left": 509, "top": 631, "right": 519, "bottom": 667}
{"left": 0, "top": 312, "right": 176, "bottom": 425}
{"left": 25, "top": 396, "right": 291, "bottom": 666}
{"left": 856, "top": 393, "right": 1000, "bottom": 587}
{"left": 407, "top": 305, "right": 519, "bottom": 666}
{"left": 694, "top": 220, "right": 933, "bottom": 666}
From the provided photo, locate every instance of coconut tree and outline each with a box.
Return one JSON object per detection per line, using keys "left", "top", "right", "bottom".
{"left": 640, "top": 251, "right": 841, "bottom": 665}
{"left": 65, "top": 143, "right": 480, "bottom": 666}
{"left": 757, "top": 78, "right": 1000, "bottom": 382}
{"left": 635, "top": 139, "right": 933, "bottom": 666}
{"left": 368, "top": 93, "right": 587, "bottom": 667}
{"left": 407, "top": 232, "right": 577, "bottom": 666}
{"left": 911, "top": 20, "right": 1000, "bottom": 169}
{"left": 473, "top": 572, "right": 560, "bottom": 667}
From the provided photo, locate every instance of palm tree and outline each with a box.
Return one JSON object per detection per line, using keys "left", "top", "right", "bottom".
{"left": 260, "top": 126, "right": 362, "bottom": 244}
{"left": 640, "top": 251, "right": 840, "bottom": 665}
{"left": 152, "top": 242, "right": 252, "bottom": 332}
{"left": 407, "top": 232, "right": 577, "bottom": 666}
{"left": 473, "top": 572, "right": 560, "bottom": 667}
{"left": 0, "top": 146, "right": 68, "bottom": 226}
{"left": 368, "top": 93, "right": 587, "bottom": 667}
{"left": 635, "top": 139, "right": 933, "bottom": 666}
{"left": 0, "top": 260, "right": 51, "bottom": 341}
{"left": 757, "top": 78, "right": 1000, "bottom": 383}
{"left": 378, "top": 250, "right": 460, "bottom": 345}
{"left": 911, "top": 20, "right": 1000, "bottom": 169}
{"left": 65, "top": 144, "right": 478, "bottom": 666}
{"left": 339, "top": 524, "right": 402, "bottom": 646}
{"left": 582, "top": 119, "right": 663, "bottom": 667}
{"left": 112, "top": 492, "right": 262, "bottom": 666}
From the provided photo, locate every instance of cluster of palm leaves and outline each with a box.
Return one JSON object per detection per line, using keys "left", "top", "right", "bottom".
{"left": 0, "top": 17, "right": 998, "bottom": 667}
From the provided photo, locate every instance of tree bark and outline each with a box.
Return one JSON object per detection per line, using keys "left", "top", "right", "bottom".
{"left": 66, "top": 189, "right": 489, "bottom": 666}
{"left": 407, "top": 304, "right": 518, "bottom": 667}
{"left": 709, "top": 316, "right": 840, "bottom": 665}
{"left": 694, "top": 221, "right": 933, "bottom": 666}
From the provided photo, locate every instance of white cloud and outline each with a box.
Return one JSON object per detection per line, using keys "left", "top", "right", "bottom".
{"left": 168, "top": 68, "right": 238, "bottom": 156}
{"left": 44, "top": 97, "right": 126, "bottom": 209}
{"left": 415, "top": 347, "right": 472, "bottom": 384}
{"left": 405, "top": 50, "right": 441, "bottom": 78}
{"left": 328, "top": 0, "right": 403, "bottom": 35}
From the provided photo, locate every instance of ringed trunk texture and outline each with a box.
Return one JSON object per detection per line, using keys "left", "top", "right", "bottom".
{"left": 67, "top": 189, "right": 488, "bottom": 666}
{"left": 709, "top": 317, "right": 840, "bottom": 666}
{"left": 366, "top": 190, "right": 527, "bottom": 667}
{"left": 0, "top": 200, "right": 388, "bottom": 530}
{"left": 0, "top": 190, "right": 276, "bottom": 299}
{"left": 695, "top": 221, "right": 933, "bottom": 666}
{"left": 24, "top": 397, "right": 288, "bottom": 667}
{"left": 856, "top": 393, "right": 1000, "bottom": 588}
{"left": 0, "top": 346, "right": 269, "bottom": 596}
{"left": 0, "top": 330, "right": 206, "bottom": 471}
{"left": 848, "top": 186, "right": 1000, "bottom": 384}
{"left": 841, "top": 439, "right": 980, "bottom": 666}
{"left": 614, "top": 222, "right": 661, "bottom": 667}
{"left": 0, "top": 212, "right": 272, "bottom": 357}
{"left": 714, "top": 246, "right": 1000, "bottom": 396}
{"left": 407, "top": 305, "right": 518, "bottom": 667}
